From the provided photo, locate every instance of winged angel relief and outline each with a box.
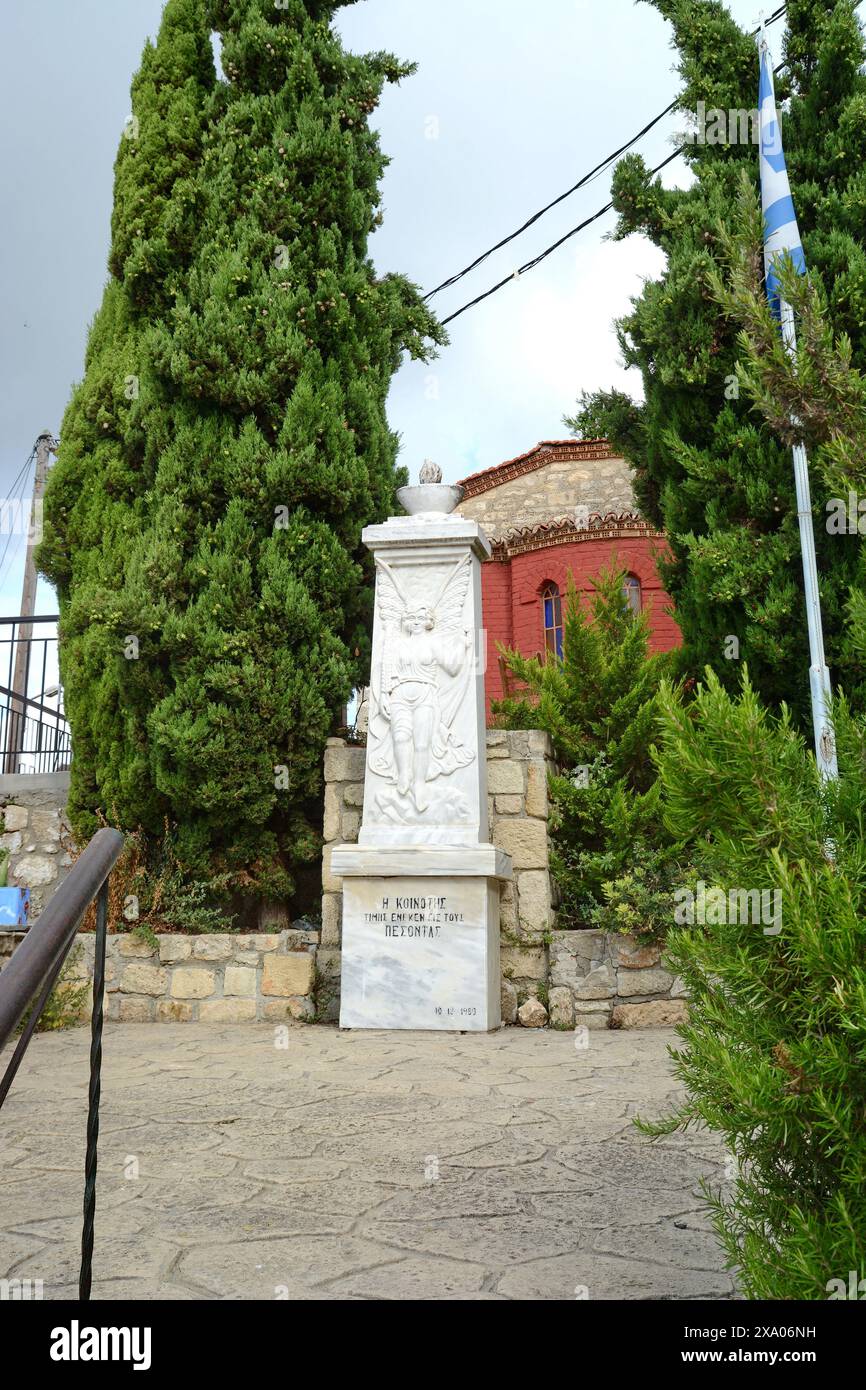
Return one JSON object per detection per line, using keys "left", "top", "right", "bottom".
{"left": 368, "top": 554, "right": 475, "bottom": 822}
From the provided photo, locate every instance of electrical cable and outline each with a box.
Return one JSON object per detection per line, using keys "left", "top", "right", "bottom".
{"left": 0, "top": 535, "right": 26, "bottom": 595}
{"left": 425, "top": 4, "right": 791, "bottom": 305}
{"left": 437, "top": 14, "right": 816, "bottom": 327}
{"left": 423, "top": 102, "right": 678, "bottom": 301}
{"left": 1, "top": 447, "right": 36, "bottom": 505}
{"left": 0, "top": 446, "right": 36, "bottom": 590}
{"left": 439, "top": 149, "right": 679, "bottom": 326}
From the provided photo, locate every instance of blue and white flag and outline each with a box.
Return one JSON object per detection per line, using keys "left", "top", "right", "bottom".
{"left": 759, "top": 40, "right": 806, "bottom": 317}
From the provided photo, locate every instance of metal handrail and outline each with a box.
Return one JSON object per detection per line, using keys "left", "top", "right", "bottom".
{"left": 0, "top": 826, "right": 125, "bottom": 1298}
{"left": 0, "top": 613, "right": 60, "bottom": 626}
{"left": 0, "top": 613, "right": 69, "bottom": 774}
{"left": 0, "top": 682, "right": 66, "bottom": 721}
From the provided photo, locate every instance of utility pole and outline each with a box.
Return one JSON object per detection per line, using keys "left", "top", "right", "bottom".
{"left": 4, "top": 430, "right": 58, "bottom": 773}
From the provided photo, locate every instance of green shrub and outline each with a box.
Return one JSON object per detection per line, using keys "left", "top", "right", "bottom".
{"left": 106, "top": 827, "right": 236, "bottom": 935}
{"left": 18, "top": 947, "right": 90, "bottom": 1033}
{"left": 37, "top": 0, "right": 443, "bottom": 902}
{"left": 571, "top": 0, "right": 866, "bottom": 723}
{"left": 496, "top": 563, "right": 682, "bottom": 931}
{"left": 642, "top": 668, "right": 866, "bottom": 1299}
{"left": 588, "top": 851, "right": 695, "bottom": 945}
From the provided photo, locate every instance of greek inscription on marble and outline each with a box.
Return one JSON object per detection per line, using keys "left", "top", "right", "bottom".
{"left": 363, "top": 894, "right": 467, "bottom": 938}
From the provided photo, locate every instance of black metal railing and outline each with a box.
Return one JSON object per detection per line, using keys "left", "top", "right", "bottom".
{"left": 0, "top": 614, "right": 70, "bottom": 774}
{"left": 0, "top": 827, "right": 125, "bottom": 1299}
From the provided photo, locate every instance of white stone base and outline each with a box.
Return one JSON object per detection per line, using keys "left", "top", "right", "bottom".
{"left": 336, "top": 844, "right": 511, "bottom": 1032}
{"left": 331, "top": 843, "right": 511, "bottom": 879}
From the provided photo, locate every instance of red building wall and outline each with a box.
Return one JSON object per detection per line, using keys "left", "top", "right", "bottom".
{"left": 481, "top": 535, "right": 681, "bottom": 716}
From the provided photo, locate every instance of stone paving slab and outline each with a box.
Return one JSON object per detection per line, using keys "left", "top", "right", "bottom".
{"left": 0, "top": 1023, "right": 737, "bottom": 1301}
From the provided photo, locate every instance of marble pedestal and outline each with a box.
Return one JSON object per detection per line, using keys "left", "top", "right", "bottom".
{"left": 332, "top": 487, "right": 512, "bottom": 1032}
{"left": 334, "top": 845, "right": 511, "bottom": 1032}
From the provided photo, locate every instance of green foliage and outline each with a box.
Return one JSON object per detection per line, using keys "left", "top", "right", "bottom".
{"left": 144, "top": 871, "right": 235, "bottom": 935}
{"left": 37, "top": 0, "right": 443, "bottom": 900}
{"left": 564, "top": 387, "right": 645, "bottom": 457}
{"left": 495, "top": 564, "right": 681, "bottom": 928}
{"left": 111, "top": 827, "right": 237, "bottom": 934}
{"left": 588, "top": 850, "right": 691, "bottom": 944}
{"left": 18, "top": 948, "right": 90, "bottom": 1034}
{"left": 626, "top": 51, "right": 866, "bottom": 1295}
{"left": 571, "top": 0, "right": 866, "bottom": 722}
{"left": 708, "top": 173, "right": 866, "bottom": 712}
{"left": 643, "top": 668, "right": 866, "bottom": 1298}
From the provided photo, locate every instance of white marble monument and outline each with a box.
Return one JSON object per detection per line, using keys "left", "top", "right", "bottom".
{"left": 333, "top": 463, "right": 512, "bottom": 1030}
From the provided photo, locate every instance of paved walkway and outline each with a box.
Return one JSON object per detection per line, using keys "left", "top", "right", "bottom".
{"left": 0, "top": 1024, "right": 736, "bottom": 1300}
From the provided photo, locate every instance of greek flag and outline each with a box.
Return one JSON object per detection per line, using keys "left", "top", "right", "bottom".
{"left": 759, "top": 40, "right": 806, "bottom": 316}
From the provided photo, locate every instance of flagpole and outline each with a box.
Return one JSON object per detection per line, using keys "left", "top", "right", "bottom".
{"left": 758, "top": 24, "right": 839, "bottom": 782}
{"left": 779, "top": 303, "right": 839, "bottom": 781}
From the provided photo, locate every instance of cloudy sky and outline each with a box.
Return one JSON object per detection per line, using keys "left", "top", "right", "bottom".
{"left": 0, "top": 0, "right": 764, "bottom": 613}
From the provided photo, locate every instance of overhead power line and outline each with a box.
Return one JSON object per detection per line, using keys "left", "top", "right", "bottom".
{"left": 423, "top": 99, "right": 678, "bottom": 302}
{"left": 1, "top": 446, "right": 37, "bottom": 504}
{"left": 440, "top": 148, "right": 681, "bottom": 327}
{"left": 0, "top": 445, "right": 36, "bottom": 589}
{"left": 430, "top": 2, "right": 792, "bottom": 325}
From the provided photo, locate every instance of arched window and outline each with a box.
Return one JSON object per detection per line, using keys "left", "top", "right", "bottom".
{"left": 541, "top": 582, "right": 563, "bottom": 659}
{"left": 622, "top": 574, "right": 642, "bottom": 615}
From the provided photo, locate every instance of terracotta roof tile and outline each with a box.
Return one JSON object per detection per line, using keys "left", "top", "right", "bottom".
{"left": 457, "top": 438, "right": 617, "bottom": 497}
{"left": 489, "top": 510, "right": 665, "bottom": 558}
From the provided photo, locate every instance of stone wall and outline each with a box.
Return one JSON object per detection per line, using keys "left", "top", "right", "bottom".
{"left": 0, "top": 773, "right": 74, "bottom": 916}
{"left": 322, "top": 730, "right": 686, "bottom": 1029}
{"left": 0, "top": 928, "right": 320, "bottom": 1023}
{"left": 546, "top": 930, "right": 687, "bottom": 1032}
{"left": 456, "top": 443, "right": 635, "bottom": 539}
{"left": 319, "top": 737, "right": 367, "bottom": 1014}
{"left": 0, "top": 750, "right": 684, "bottom": 1031}
{"left": 322, "top": 729, "right": 558, "bottom": 1019}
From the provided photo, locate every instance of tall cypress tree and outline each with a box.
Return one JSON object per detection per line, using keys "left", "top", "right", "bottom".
{"left": 38, "top": 0, "right": 442, "bottom": 902}
{"left": 569, "top": 0, "right": 866, "bottom": 719}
